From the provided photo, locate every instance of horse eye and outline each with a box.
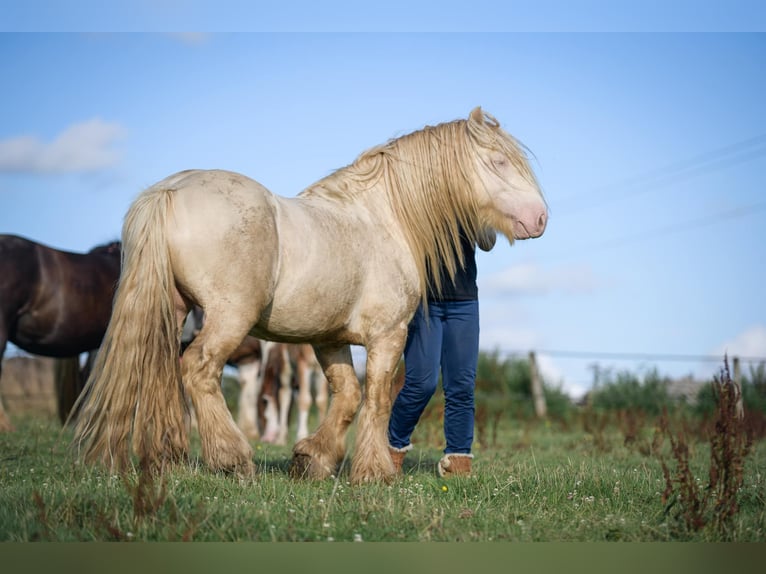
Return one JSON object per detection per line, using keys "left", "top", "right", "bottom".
{"left": 492, "top": 157, "right": 507, "bottom": 168}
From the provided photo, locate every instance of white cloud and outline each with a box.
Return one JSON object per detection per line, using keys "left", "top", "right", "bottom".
{"left": 711, "top": 325, "right": 766, "bottom": 360}
{"left": 536, "top": 354, "right": 589, "bottom": 400}
{"left": 478, "top": 327, "right": 587, "bottom": 400}
{"left": 0, "top": 118, "right": 125, "bottom": 174}
{"left": 480, "top": 262, "right": 599, "bottom": 297}
{"left": 480, "top": 324, "right": 542, "bottom": 353}
{"left": 690, "top": 324, "right": 766, "bottom": 382}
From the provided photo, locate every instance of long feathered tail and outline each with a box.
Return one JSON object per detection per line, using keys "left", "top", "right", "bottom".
{"left": 71, "top": 185, "right": 188, "bottom": 471}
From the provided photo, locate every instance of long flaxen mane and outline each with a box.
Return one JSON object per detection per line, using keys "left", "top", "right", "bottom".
{"left": 300, "top": 108, "right": 538, "bottom": 302}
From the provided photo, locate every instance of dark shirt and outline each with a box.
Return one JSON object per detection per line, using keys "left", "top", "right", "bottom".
{"left": 427, "top": 233, "right": 479, "bottom": 302}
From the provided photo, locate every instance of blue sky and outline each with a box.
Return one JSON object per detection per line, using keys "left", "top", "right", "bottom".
{"left": 2, "top": 1, "right": 765, "bottom": 32}
{"left": 1, "top": 32, "right": 764, "bottom": 398}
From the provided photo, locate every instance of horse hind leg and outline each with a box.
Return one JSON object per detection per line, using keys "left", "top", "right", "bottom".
{"left": 181, "top": 318, "right": 255, "bottom": 476}
{"left": 260, "top": 394, "right": 281, "bottom": 443}
{"left": 0, "top": 388, "right": 11, "bottom": 431}
{"left": 291, "top": 344, "right": 361, "bottom": 480}
{"left": 0, "top": 397, "right": 11, "bottom": 432}
{"left": 54, "top": 356, "right": 82, "bottom": 426}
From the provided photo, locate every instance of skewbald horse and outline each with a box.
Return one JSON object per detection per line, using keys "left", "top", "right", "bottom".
{"left": 254, "top": 341, "right": 329, "bottom": 445}
{"left": 72, "top": 108, "right": 548, "bottom": 483}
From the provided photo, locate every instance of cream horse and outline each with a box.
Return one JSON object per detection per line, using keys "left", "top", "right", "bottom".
{"left": 72, "top": 107, "right": 548, "bottom": 483}
{"left": 184, "top": 309, "right": 327, "bottom": 444}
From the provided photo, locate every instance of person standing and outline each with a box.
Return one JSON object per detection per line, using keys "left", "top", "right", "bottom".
{"left": 388, "top": 227, "right": 496, "bottom": 477}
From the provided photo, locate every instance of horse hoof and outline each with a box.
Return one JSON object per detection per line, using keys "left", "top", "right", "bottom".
{"left": 289, "top": 453, "right": 311, "bottom": 479}
{"left": 236, "top": 460, "right": 257, "bottom": 479}
{"left": 220, "top": 459, "right": 256, "bottom": 479}
{"left": 289, "top": 452, "right": 334, "bottom": 480}
{"left": 350, "top": 462, "right": 397, "bottom": 485}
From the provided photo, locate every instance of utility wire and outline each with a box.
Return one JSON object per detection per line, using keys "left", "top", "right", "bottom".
{"left": 555, "top": 133, "right": 766, "bottom": 213}
{"left": 546, "top": 199, "right": 766, "bottom": 262}
{"left": 501, "top": 349, "right": 766, "bottom": 364}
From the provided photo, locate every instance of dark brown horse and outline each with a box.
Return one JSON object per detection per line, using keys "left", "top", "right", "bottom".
{"left": 0, "top": 234, "right": 121, "bottom": 430}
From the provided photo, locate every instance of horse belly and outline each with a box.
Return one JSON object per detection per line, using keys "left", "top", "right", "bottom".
{"left": 12, "top": 318, "right": 103, "bottom": 357}
{"left": 251, "top": 288, "right": 364, "bottom": 345}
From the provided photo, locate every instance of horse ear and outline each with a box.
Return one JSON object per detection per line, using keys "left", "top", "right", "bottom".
{"left": 469, "top": 107, "right": 484, "bottom": 124}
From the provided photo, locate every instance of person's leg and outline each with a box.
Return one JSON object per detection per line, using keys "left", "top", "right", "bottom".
{"left": 388, "top": 304, "right": 443, "bottom": 450}
{"left": 440, "top": 300, "right": 480, "bottom": 455}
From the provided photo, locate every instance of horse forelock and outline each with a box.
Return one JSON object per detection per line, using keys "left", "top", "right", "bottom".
{"left": 466, "top": 111, "right": 539, "bottom": 190}
{"left": 301, "top": 113, "right": 535, "bottom": 303}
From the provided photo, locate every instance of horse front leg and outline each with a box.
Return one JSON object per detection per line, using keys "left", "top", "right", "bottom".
{"left": 291, "top": 344, "right": 360, "bottom": 480}
{"left": 351, "top": 331, "right": 407, "bottom": 484}
{"left": 235, "top": 360, "right": 262, "bottom": 440}
{"left": 275, "top": 345, "right": 294, "bottom": 445}
{"left": 295, "top": 356, "right": 313, "bottom": 441}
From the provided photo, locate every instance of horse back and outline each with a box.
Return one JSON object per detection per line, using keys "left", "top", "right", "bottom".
{"left": 52, "top": 248, "right": 121, "bottom": 331}
{"left": 163, "top": 170, "right": 281, "bottom": 315}
{"left": 1, "top": 234, "right": 120, "bottom": 356}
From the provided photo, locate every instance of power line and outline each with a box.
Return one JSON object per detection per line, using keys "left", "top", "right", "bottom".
{"left": 555, "top": 133, "right": 766, "bottom": 213}
{"left": 547, "top": 199, "right": 766, "bottom": 262}
{"left": 501, "top": 349, "right": 766, "bottom": 364}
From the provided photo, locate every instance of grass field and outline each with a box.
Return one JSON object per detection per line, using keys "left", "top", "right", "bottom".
{"left": 1, "top": 406, "right": 764, "bottom": 543}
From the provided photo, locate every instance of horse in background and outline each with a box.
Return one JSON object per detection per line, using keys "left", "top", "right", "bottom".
{"left": 257, "top": 341, "right": 328, "bottom": 446}
{"left": 54, "top": 350, "right": 98, "bottom": 425}
{"left": 288, "top": 343, "right": 328, "bottom": 443}
{"left": 73, "top": 108, "right": 547, "bottom": 483}
{"left": 0, "top": 235, "right": 120, "bottom": 430}
{"left": 181, "top": 309, "right": 327, "bottom": 445}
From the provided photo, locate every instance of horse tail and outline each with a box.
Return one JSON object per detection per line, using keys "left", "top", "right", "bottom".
{"left": 72, "top": 185, "right": 188, "bottom": 471}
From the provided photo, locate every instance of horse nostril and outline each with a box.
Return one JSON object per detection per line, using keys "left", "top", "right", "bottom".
{"left": 538, "top": 211, "right": 548, "bottom": 232}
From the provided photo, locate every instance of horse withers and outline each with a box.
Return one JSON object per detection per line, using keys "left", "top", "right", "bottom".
{"left": 0, "top": 235, "right": 121, "bottom": 430}
{"left": 73, "top": 107, "right": 547, "bottom": 483}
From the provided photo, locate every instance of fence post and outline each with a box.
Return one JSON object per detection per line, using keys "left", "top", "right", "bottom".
{"left": 732, "top": 355, "right": 744, "bottom": 420}
{"left": 529, "top": 351, "right": 547, "bottom": 419}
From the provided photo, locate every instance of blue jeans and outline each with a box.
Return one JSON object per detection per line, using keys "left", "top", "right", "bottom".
{"left": 388, "top": 300, "right": 479, "bottom": 454}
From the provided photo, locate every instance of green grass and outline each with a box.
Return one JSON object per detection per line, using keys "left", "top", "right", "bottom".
{"left": 1, "top": 414, "right": 764, "bottom": 541}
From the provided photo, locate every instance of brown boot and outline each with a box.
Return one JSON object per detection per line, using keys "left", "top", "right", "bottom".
{"left": 437, "top": 453, "right": 473, "bottom": 477}
{"left": 389, "top": 445, "right": 412, "bottom": 474}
